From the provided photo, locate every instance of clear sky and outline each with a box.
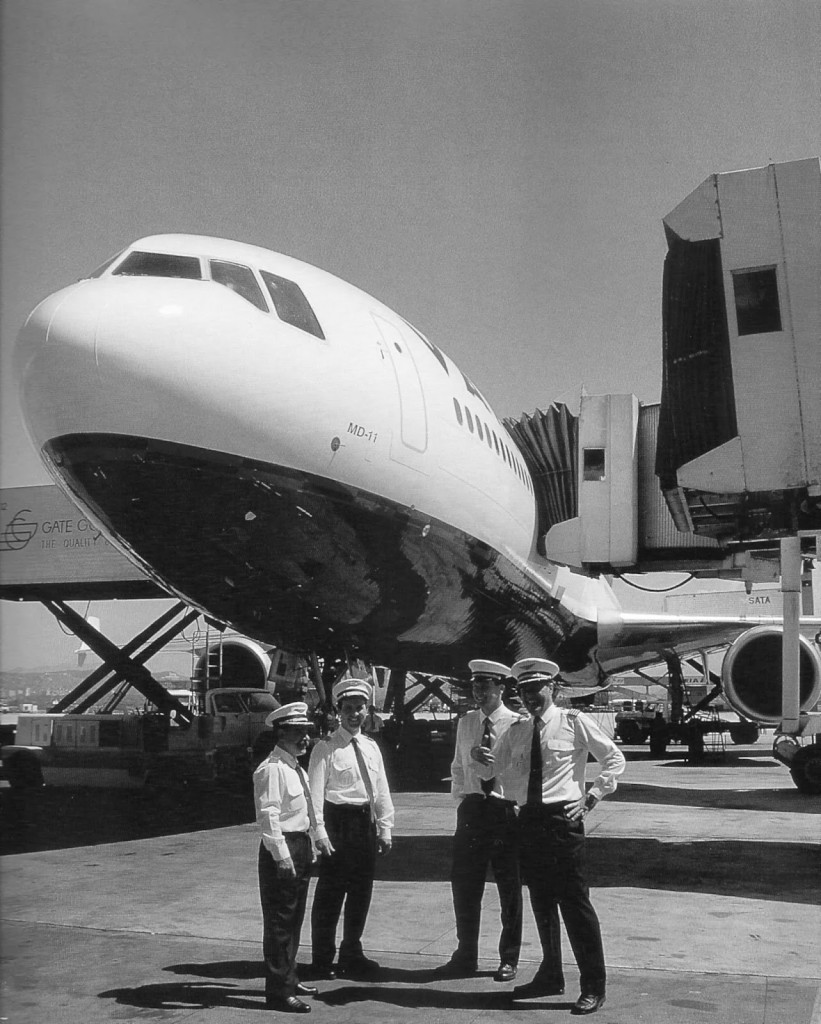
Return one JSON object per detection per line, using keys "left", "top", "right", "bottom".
{"left": 1, "top": 0, "right": 819, "bottom": 669}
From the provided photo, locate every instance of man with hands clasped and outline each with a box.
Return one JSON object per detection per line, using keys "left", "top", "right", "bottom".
{"left": 475, "top": 658, "right": 625, "bottom": 1015}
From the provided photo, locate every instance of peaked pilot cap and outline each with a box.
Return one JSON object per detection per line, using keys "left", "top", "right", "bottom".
{"left": 332, "top": 678, "right": 374, "bottom": 705}
{"left": 468, "top": 659, "right": 511, "bottom": 681}
{"left": 265, "top": 701, "right": 314, "bottom": 729}
{"left": 511, "top": 658, "right": 560, "bottom": 685}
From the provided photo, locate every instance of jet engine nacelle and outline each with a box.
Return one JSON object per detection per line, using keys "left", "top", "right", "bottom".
{"left": 721, "top": 625, "right": 821, "bottom": 725}
{"left": 194, "top": 636, "right": 272, "bottom": 689}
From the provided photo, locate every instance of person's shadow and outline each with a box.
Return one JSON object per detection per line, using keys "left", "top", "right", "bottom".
{"left": 101, "top": 959, "right": 572, "bottom": 1013}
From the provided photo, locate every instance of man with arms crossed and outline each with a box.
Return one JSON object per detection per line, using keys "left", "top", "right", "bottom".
{"left": 477, "top": 658, "right": 625, "bottom": 1015}
{"left": 437, "top": 659, "right": 523, "bottom": 981}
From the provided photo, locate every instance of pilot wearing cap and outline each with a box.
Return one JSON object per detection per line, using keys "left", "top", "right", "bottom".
{"left": 307, "top": 676, "right": 394, "bottom": 979}
{"left": 475, "top": 658, "right": 625, "bottom": 1015}
{"left": 436, "top": 659, "right": 523, "bottom": 982}
{"left": 253, "top": 702, "right": 333, "bottom": 1014}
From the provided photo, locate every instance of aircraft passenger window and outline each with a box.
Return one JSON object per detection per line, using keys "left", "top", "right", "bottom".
{"left": 210, "top": 260, "right": 268, "bottom": 311}
{"left": 476, "top": 417, "right": 484, "bottom": 442}
{"left": 583, "top": 448, "right": 606, "bottom": 481}
{"left": 453, "top": 398, "right": 463, "bottom": 425}
{"left": 492, "top": 431, "right": 500, "bottom": 455}
{"left": 113, "top": 251, "right": 203, "bottom": 279}
{"left": 260, "top": 270, "right": 325, "bottom": 339}
{"left": 732, "top": 267, "right": 782, "bottom": 335}
{"left": 486, "top": 428, "right": 493, "bottom": 450}
{"left": 465, "top": 407, "right": 474, "bottom": 433}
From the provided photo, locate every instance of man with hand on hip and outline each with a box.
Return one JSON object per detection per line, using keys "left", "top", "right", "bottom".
{"left": 253, "top": 702, "right": 333, "bottom": 1014}
{"left": 308, "top": 677, "right": 394, "bottom": 979}
{"left": 477, "top": 658, "right": 625, "bottom": 1015}
{"left": 437, "top": 659, "right": 523, "bottom": 982}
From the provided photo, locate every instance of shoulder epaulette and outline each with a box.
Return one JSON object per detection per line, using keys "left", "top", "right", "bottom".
{"left": 565, "top": 709, "right": 582, "bottom": 719}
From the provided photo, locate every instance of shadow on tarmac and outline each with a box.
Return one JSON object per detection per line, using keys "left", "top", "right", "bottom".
{"left": 104, "top": 960, "right": 531, "bottom": 1014}
{"left": 609, "top": 781, "right": 821, "bottom": 813}
{"left": 376, "top": 835, "right": 819, "bottom": 905}
{"left": 100, "top": 979, "right": 270, "bottom": 1013}
{"left": 0, "top": 783, "right": 256, "bottom": 855}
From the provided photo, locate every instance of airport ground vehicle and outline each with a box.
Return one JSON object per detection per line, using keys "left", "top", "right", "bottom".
{"left": 1, "top": 686, "right": 279, "bottom": 789}
{"left": 614, "top": 699, "right": 760, "bottom": 749}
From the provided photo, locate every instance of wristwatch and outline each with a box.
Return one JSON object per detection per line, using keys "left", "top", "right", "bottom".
{"left": 584, "top": 793, "right": 599, "bottom": 813}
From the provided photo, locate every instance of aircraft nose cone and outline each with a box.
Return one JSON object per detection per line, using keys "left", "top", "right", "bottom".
{"left": 15, "top": 282, "right": 102, "bottom": 455}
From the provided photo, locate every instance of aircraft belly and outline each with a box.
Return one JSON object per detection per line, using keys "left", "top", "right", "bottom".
{"left": 43, "top": 433, "right": 596, "bottom": 677}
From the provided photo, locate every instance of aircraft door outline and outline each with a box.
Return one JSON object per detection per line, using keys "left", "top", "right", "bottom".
{"left": 373, "top": 313, "right": 428, "bottom": 453}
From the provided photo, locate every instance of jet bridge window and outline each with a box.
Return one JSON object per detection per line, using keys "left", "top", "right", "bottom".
{"left": 260, "top": 270, "right": 325, "bottom": 340}
{"left": 583, "top": 448, "right": 606, "bottom": 481}
{"left": 732, "top": 267, "right": 782, "bottom": 335}
{"left": 113, "top": 251, "right": 203, "bottom": 279}
{"left": 210, "top": 260, "right": 268, "bottom": 311}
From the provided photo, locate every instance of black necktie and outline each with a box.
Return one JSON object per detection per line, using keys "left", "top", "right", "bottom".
{"left": 296, "top": 764, "right": 317, "bottom": 831}
{"left": 350, "top": 736, "right": 376, "bottom": 821}
{"left": 527, "top": 718, "right": 543, "bottom": 806}
{"left": 480, "top": 717, "right": 494, "bottom": 795}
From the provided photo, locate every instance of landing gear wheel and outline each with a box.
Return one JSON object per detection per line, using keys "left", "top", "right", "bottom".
{"left": 789, "top": 743, "right": 821, "bottom": 795}
{"left": 649, "top": 727, "right": 669, "bottom": 756}
{"left": 5, "top": 750, "right": 44, "bottom": 789}
{"left": 729, "top": 723, "right": 759, "bottom": 745}
{"left": 618, "top": 721, "right": 643, "bottom": 745}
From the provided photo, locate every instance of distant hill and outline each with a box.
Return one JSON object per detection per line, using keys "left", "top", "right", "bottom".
{"left": 0, "top": 667, "right": 190, "bottom": 711}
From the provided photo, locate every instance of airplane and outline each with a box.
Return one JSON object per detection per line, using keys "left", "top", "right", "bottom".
{"left": 12, "top": 234, "right": 821, "bottom": 757}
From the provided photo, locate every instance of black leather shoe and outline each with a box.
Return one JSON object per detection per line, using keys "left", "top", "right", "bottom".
{"left": 265, "top": 995, "right": 311, "bottom": 1013}
{"left": 433, "top": 957, "right": 478, "bottom": 977}
{"left": 337, "top": 955, "right": 380, "bottom": 977}
{"left": 295, "top": 983, "right": 318, "bottom": 996}
{"left": 572, "top": 992, "right": 606, "bottom": 1015}
{"left": 493, "top": 963, "right": 517, "bottom": 982}
{"left": 306, "top": 963, "right": 336, "bottom": 980}
{"left": 513, "top": 977, "right": 565, "bottom": 998}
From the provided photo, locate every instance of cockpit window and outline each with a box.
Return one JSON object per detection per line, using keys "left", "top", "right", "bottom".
{"left": 260, "top": 270, "right": 325, "bottom": 340}
{"left": 210, "top": 260, "right": 268, "bottom": 312}
{"left": 84, "top": 250, "right": 126, "bottom": 279}
{"left": 113, "top": 251, "right": 203, "bottom": 279}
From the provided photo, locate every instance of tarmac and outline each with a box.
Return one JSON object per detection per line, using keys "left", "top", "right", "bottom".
{"left": 2, "top": 739, "right": 820, "bottom": 1024}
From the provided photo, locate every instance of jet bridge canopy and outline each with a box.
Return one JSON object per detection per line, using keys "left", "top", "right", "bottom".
{"left": 0, "top": 485, "right": 164, "bottom": 600}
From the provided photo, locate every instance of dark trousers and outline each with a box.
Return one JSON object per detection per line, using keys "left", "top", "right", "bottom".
{"left": 518, "top": 803, "right": 606, "bottom": 995}
{"left": 311, "top": 803, "right": 376, "bottom": 966}
{"left": 450, "top": 795, "right": 522, "bottom": 965}
{"left": 258, "top": 834, "right": 313, "bottom": 1000}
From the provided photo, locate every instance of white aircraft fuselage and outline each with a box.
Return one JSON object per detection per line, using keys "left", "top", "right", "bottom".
{"left": 14, "top": 235, "right": 821, "bottom": 691}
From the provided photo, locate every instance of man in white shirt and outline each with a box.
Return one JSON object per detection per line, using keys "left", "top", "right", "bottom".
{"left": 478, "top": 658, "right": 625, "bottom": 1016}
{"left": 437, "top": 660, "right": 523, "bottom": 982}
{"left": 253, "top": 702, "right": 333, "bottom": 1014}
{"left": 308, "top": 677, "right": 394, "bottom": 979}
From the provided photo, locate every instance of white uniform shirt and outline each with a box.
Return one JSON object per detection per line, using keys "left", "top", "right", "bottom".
{"left": 308, "top": 727, "right": 395, "bottom": 842}
{"left": 253, "top": 745, "right": 319, "bottom": 861}
{"left": 450, "top": 704, "right": 521, "bottom": 801}
{"left": 489, "top": 705, "right": 625, "bottom": 805}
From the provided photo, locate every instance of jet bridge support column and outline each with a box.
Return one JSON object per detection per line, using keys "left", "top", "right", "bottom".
{"left": 780, "top": 536, "right": 801, "bottom": 733}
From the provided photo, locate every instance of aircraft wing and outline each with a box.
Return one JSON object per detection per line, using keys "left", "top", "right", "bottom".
{"left": 593, "top": 609, "right": 821, "bottom": 678}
